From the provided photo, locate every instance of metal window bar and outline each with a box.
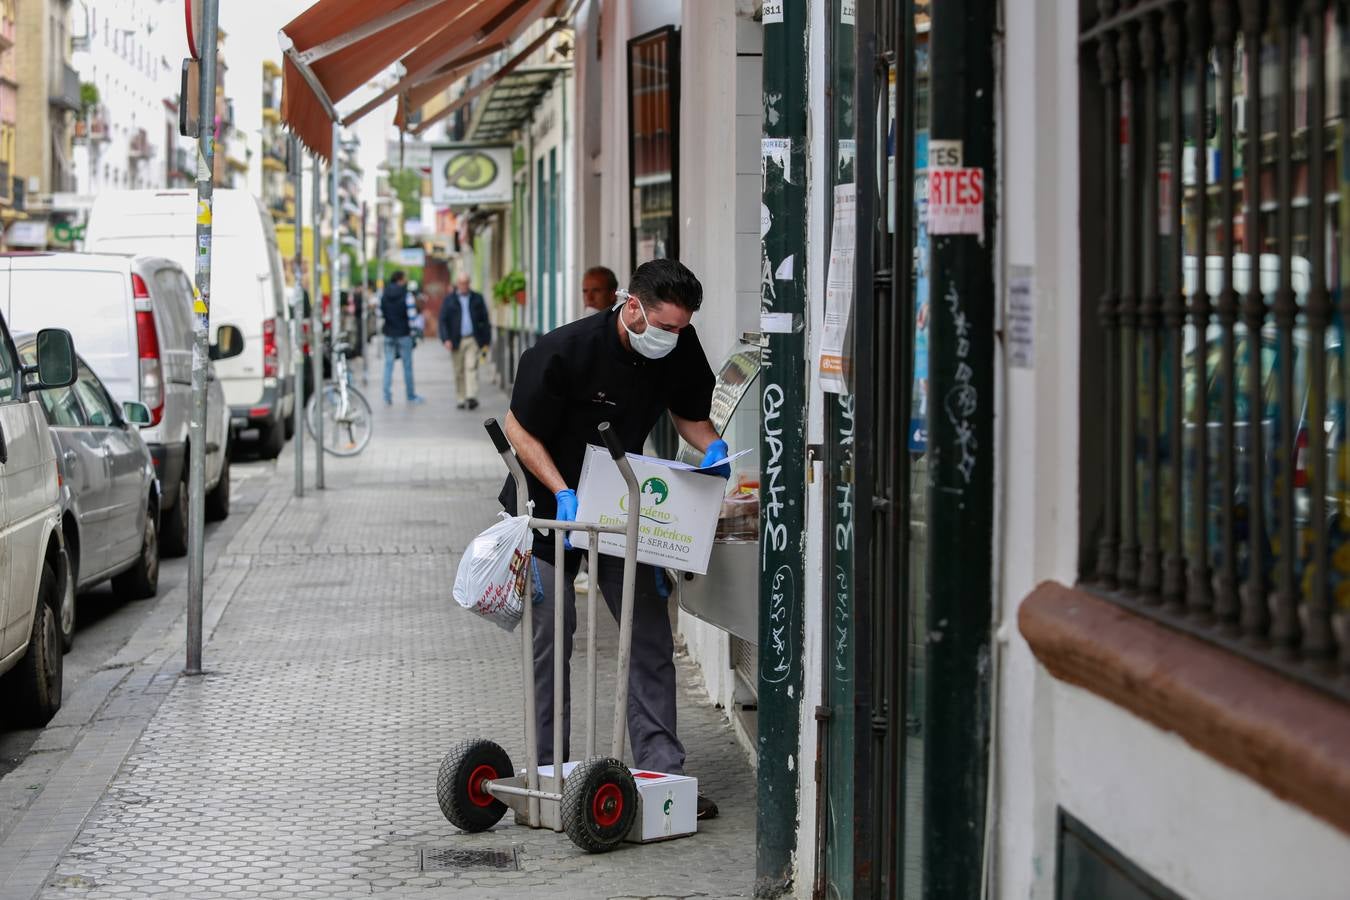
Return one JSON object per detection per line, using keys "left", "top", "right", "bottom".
{"left": 1081, "top": 0, "right": 1350, "bottom": 700}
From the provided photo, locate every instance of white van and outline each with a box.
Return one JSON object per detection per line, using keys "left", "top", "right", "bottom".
{"left": 1, "top": 253, "right": 236, "bottom": 557}
{"left": 0, "top": 312, "right": 76, "bottom": 725}
{"left": 85, "top": 189, "right": 295, "bottom": 458}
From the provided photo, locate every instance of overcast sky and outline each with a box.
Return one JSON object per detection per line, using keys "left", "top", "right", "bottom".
{"left": 217, "top": 0, "right": 399, "bottom": 210}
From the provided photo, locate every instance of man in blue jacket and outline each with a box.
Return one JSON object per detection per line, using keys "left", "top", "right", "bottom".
{"left": 439, "top": 272, "right": 492, "bottom": 410}
{"left": 380, "top": 271, "right": 425, "bottom": 406}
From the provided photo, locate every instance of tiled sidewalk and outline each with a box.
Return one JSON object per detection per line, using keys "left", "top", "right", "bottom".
{"left": 0, "top": 342, "right": 755, "bottom": 900}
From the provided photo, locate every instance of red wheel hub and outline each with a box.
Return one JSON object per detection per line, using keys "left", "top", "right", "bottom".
{"left": 592, "top": 782, "right": 624, "bottom": 828}
{"left": 467, "top": 764, "right": 498, "bottom": 808}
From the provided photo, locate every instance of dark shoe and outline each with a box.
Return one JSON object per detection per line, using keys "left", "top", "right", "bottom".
{"left": 409, "top": 395, "right": 426, "bottom": 405}
{"left": 456, "top": 400, "right": 467, "bottom": 410}
{"left": 696, "top": 793, "right": 719, "bottom": 821}
{"left": 467, "top": 397, "right": 480, "bottom": 410}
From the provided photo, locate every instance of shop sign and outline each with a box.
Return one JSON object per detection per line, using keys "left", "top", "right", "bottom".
{"left": 385, "top": 140, "right": 434, "bottom": 172}
{"left": 927, "top": 166, "right": 984, "bottom": 240}
{"left": 5, "top": 220, "right": 48, "bottom": 248}
{"left": 431, "top": 144, "right": 513, "bottom": 207}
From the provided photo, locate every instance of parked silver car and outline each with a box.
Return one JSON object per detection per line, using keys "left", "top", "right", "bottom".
{"left": 18, "top": 337, "right": 159, "bottom": 652}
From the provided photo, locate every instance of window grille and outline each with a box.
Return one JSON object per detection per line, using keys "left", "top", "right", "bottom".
{"left": 1080, "top": 0, "right": 1349, "bottom": 698}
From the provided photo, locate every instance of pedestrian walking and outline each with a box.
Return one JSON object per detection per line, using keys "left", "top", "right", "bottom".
{"left": 439, "top": 272, "right": 492, "bottom": 410}
{"left": 499, "top": 258, "right": 729, "bottom": 820}
{"left": 379, "top": 270, "right": 425, "bottom": 405}
{"left": 581, "top": 265, "right": 618, "bottom": 315}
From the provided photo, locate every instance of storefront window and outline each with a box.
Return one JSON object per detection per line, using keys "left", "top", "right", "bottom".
{"left": 627, "top": 26, "right": 680, "bottom": 271}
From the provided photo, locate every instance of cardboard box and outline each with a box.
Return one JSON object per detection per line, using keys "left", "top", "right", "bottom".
{"left": 572, "top": 445, "right": 733, "bottom": 575}
{"left": 535, "top": 763, "right": 698, "bottom": 843}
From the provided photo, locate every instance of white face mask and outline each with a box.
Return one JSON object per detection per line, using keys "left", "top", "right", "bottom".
{"left": 616, "top": 291, "right": 679, "bottom": 360}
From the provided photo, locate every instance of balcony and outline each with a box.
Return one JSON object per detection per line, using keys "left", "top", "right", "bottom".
{"left": 49, "top": 63, "right": 80, "bottom": 112}
{"left": 0, "top": 161, "right": 9, "bottom": 203}
{"left": 128, "top": 129, "right": 151, "bottom": 161}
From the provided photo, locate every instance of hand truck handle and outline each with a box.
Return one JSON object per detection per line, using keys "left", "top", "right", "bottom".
{"left": 597, "top": 422, "right": 625, "bottom": 460}
{"left": 483, "top": 417, "right": 512, "bottom": 454}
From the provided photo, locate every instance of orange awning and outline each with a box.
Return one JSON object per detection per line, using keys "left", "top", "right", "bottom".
{"left": 279, "top": 0, "right": 565, "bottom": 160}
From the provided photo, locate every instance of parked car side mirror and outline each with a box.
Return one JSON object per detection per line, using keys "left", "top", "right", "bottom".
{"left": 210, "top": 324, "right": 244, "bottom": 361}
{"left": 22, "top": 328, "right": 77, "bottom": 390}
{"left": 122, "top": 401, "right": 153, "bottom": 427}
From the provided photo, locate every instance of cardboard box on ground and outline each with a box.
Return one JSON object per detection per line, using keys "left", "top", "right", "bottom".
{"left": 536, "top": 763, "right": 698, "bottom": 843}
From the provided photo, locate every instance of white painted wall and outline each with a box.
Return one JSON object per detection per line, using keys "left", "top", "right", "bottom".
{"left": 996, "top": 2, "right": 1350, "bottom": 899}
{"left": 671, "top": 0, "right": 763, "bottom": 742}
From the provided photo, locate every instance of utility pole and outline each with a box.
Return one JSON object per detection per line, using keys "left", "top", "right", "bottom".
{"left": 311, "top": 150, "right": 325, "bottom": 487}
{"left": 186, "top": 0, "right": 219, "bottom": 676}
{"left": 292, "top": 134, "right": 305, "bottom": 497}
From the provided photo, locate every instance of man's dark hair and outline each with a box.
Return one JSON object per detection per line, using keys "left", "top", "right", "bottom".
{"left": 628, "top": 259, "right": 702, "bottom": 312}
{"left": 585, "top": 265, "right": 619, "bottom": 292}
{"left": 390, "top": 270, "right": 406, "bottom": 284}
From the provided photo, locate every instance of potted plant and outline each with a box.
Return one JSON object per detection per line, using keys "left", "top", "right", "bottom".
{"left": 493, "top": 270, "right": 527, "bottom": 306}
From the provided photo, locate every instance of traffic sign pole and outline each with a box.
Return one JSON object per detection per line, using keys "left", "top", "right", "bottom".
{"left": 186, "top": 0, "right": 218, "bottom": 676}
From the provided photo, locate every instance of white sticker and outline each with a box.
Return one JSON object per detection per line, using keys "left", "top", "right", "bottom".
{"left": 927, "top": 166, "right": 985, "bottom": 241}
{"left": 1008, "top": 266, "right": 1035, "bottom": 369}
{"left": 929, "top": 139, "right": 963, "bottom": 168}
{"left": 841, "top": 0, "right": 855, "bottom": 24}
{"left": 775, "top": 254, "right": 794, "bottom": 281}
{"left": 761, "top": 203, "right": 773, "bottom": 237}
{"left": 761, "top": 312, "right": 794, "bottom": 334}
{"left": 763, "top": 1, "right": 784, "bottom": 23}
{"left": 762, "top": 138, "right": 792, "bottom": 183}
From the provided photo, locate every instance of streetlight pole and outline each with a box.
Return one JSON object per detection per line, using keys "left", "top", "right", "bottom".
{"left": 291, "top": 133, "right": 305, "bottom": 497}
{"left": 311, "top": 149, "right": 325, "bottom": 487}
{"left": 330, "top": 122, "right": 341, "bottom": 406}
{"left": 186, "top": 0, "right": 220, "bottom": 676}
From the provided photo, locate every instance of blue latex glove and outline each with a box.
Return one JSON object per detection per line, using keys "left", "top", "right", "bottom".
{"left": 699, "top": 439, "right": 731, "bottom": 478}
{"left": 555, "top": 488, "right": 578, "bottom": 550}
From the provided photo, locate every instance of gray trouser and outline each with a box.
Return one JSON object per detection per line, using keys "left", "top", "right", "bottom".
{"left": 532, "top": 554, "right": 685, "bottom": 774}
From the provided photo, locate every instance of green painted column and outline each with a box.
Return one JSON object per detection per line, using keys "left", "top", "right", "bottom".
{"left": 922, "top": 0, "right": 996, "bottom": 895}
{"left": 757, "top": 1, "right": 809, "bottom": 895}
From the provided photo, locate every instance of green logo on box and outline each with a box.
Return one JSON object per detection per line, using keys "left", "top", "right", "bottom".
{"left": 642, "top": 477, "right": 669, "bottom": 504}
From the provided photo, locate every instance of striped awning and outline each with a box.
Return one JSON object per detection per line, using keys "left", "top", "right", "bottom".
{"left": 278, "top": 0, "right": 567, "bottom": 160}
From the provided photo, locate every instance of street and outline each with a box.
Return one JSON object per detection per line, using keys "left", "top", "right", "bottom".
{"left": 0, "top": 344, "right": 755, "bottom": 900}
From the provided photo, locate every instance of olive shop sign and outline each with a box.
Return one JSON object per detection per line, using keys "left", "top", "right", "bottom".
{"left": 431, "top": 144, "right": 514, "bottom": 207}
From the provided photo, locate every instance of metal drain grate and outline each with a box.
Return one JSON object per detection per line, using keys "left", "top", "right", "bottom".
{"left": 419, "top": 846, "right": 520, "bottom": 872}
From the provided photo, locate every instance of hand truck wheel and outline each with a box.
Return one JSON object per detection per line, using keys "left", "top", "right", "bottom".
{"left": 437, "top": 738, "right": 513, "bottom": 832}
{"left": 561, "top": 757, "right": 638, "bottom": 853}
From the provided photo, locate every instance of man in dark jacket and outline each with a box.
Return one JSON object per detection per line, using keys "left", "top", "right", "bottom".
{"left": 380, "top": 271, "right": 425, "bottom": 405}
{"left": 438, "top": 272, "right": 492, "bottom": 410}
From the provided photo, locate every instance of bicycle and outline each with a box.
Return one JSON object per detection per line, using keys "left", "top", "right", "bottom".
{"left": 306, "top": 338, "right": 374, "bottom": 456}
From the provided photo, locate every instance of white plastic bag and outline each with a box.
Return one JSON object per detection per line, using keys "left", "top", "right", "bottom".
{"left": 453, "top": 514, "right": 533, "bottom": 631}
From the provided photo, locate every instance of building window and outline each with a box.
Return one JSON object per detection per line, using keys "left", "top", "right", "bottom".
{"left": 1057, "top": 811, "right": 1183, "bottom": 899}
{"left": 1079, "top": 0, "right": 1349, "bottom": 697}
{"left": 626, "top": 26, "right": 680, "bottom": 271}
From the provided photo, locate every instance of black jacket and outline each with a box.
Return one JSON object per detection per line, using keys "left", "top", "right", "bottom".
{"left": 438, "top": 291, "right": 492, "bottom": 349}
{"left": 380, "top": 283, "right": 411, "bottom": 337}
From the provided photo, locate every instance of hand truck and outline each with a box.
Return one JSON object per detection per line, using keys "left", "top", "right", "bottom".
{"left": 436, "top": 418, "right": 647, "bottom": 853}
